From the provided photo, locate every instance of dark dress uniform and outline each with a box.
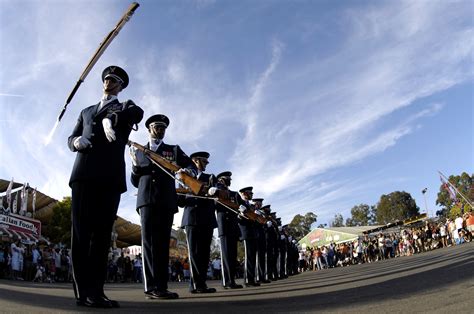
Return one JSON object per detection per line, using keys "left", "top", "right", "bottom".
{"left": 278, "top": 229, "right": 289, "bottom": 278}
{"left": 253, "top": 207, "right": 269, "bottom": 283}
{"left": 215, "top": 178, "right": 242, "bottom": 288}
{"left": 131, "top": 137, "right": 193, "bottom": 295}
{"left": 265, "top": 211, "right": 279, "bottom": 281}
{"left": 68, "top": 67, "right": 143, "bottom": 304}
{"left": 180, "top": 168, "right": 218, "bottom": 292}
{"left": 237, "top": 188, "right": 259, "bottom": 286}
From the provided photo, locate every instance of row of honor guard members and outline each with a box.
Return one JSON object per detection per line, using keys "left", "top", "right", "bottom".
{"left": 67, "top": 65, "right": 298, "bottom": 308}
{"left": 129, "top": 114, "right": 300, "bottom": 298}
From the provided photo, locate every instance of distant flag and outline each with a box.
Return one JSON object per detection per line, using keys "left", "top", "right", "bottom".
{"left": 12, "top": 192, "right": 18, "bottom": 214}
{"left": 19, "top": 183, "right": 26, "bottom": 215}
{"left": 32, "top": 187, "right": 37, "bottom": 217}
{"left": 439, "top": 176, "right": 457, "bottom": 202}
{"left": 6, "top": 177, "right": 13, "bottom": 207}
{"left": 22, "top": 184, "right": 29, "bottom": 216}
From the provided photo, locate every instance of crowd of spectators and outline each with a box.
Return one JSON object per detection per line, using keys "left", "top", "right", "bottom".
{"left": 1, "top": 211, "right": 472, "bottom": 283}
{"left": 0, "top": 239, "right": 72, "bottom": 283}
{"left": 300, "top": 211, "right": 473, "bottom": 271}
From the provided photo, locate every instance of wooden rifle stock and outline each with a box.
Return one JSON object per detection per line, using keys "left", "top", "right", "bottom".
{"left": 128, "top": 140, "right": 207, "bottom": 195}
{"left": 246, "top": 210, "right": 267, "bottom": 224}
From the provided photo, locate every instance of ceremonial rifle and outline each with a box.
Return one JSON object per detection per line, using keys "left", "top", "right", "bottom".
{"left": 128, "top": 140, "right": 208, "bottom": 196}
{"left": 56, "top": 2, "right": 140, "bottom": 123}
{"left": 175, "top": 188, "right": 248, "bottom": 219}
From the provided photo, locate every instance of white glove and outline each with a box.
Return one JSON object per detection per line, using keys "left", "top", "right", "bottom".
{"left": 266, "top": 221, "right": 273, "bottom": 227}
{"left": 73, "top": 136, "right": 91, "bottom": 150}
{"left": 129, "top": 147, "right": 149, "bottom": 167}
{"left": 102, "top": 118, "right": 116, "bottom": 142}
{"left": 280, "top": 235, "right": 286, "bottom": 240}
{"left": 176, "top": 168, "right": 195, "bottom": 180}
{"left": 208, "top": 187, "right": 218, "bottom": 196}
{"left": 238, "top": 205, "right": 247, "bottom": 213}
{"left": 278, "top": 226, "right": 283, "bottom": 232}
{"left": 255, "top": 209, "right": 264, "bottom": 216}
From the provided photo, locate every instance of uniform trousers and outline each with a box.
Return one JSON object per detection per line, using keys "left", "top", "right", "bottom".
{"left": 139, "top": 205, "right": 174, "bottom": 293}
{"left": 218, "top": 234, "right": 238, "bottom": 286}
{"left": 185, "top": 225, "right": 213, "bottom": 290}
{"left": 256, "top": 231, "right": 267, "bottom": 281}
{"left": 243, "top": 238, "right": 258, "bottom": 284}
{"left": 71, "top": 182, "right": 120, "bottom": 300}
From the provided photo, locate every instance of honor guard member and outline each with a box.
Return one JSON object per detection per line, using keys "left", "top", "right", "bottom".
{"left": 252, "top": 198, "right": 270, "bottom": 284}
{"left": 130, "top": 114, "right": 193, "bottom": 300}
{"left": 262, "top": 205, "right": 278, "bottom": 281}
{"left": 278, "top": 225, "right": 289, "bottom": 279}
{"left": 180, "top": 151, "right": 218, "bottom": 293}
{"left": 264, "top": 212, "right": 281, "bottom": 281}
{"left": 237, "top": 187, "right": 260, "bottom": 287}
{"left": 214, "top": 171, "right": 243, "bottom": 289}
{"left": 68, "top": 66, "right": 144, "bottom": 308}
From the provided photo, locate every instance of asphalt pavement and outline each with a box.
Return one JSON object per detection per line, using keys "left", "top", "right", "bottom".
{"left": 0, "top": 241, "right": 472, "bottom": 313}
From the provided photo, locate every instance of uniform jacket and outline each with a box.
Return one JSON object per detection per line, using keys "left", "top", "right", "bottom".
{"left": 216, "top": 188, "right": 241, "bottom": 238}
{"left": 131, "top": 142, "right": 193, "bottom": 212}
{"left": 68, "top": 99, "right": 143, "bottom": 193}
{"left": 180, "top": 172, "right": 218, "bottom": 228}
{"left": 237, "top": 196, "right": 258, "bottom": 240}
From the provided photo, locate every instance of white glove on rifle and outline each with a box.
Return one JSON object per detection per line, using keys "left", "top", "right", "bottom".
{"left": 266, "top": 221, "right": 273, "bottom": 227}
{"left": 102, "top": 118, "right": 116, "bottom": 142}
{"left": 238, "top": 205, "right": 247, "bottom": 213}
{"left": 208, "top": 187, "right": 218, "bottom": 196}
{"left": 176, "top": 168, "right": 196, "bottom": 180}
{"left": 73, "top": 136, "right": 91, "bottom": 150}
{"left": 129, "top": 146, "right": 149, "bottom": 167}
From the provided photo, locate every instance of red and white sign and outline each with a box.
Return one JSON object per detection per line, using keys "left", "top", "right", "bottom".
{"left": 0, "top": 213, "right": 41, "bottom": 236}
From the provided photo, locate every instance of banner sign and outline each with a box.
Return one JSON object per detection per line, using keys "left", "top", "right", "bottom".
{"left": 0, "top": 213, "right": 41, "bottom": 235}
{"left": 298, "top": 228, "right": 357, "bottom": 248}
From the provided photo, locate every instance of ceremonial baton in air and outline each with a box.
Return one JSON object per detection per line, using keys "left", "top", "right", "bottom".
{"left": 46, "top": 2, "right": 139, "bottom": 144}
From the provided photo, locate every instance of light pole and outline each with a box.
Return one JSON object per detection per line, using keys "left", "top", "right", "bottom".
{"left": 422, "top": 188, "right": 429, "bottom": 217}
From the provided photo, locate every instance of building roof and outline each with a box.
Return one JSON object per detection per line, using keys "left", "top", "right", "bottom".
{"left": 1, "top": 179, "right": 142, "bottom": 247}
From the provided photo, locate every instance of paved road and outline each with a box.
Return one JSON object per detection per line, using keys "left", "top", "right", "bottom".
{"left": 0, "top": 242, "right": 472, "bottom": 313}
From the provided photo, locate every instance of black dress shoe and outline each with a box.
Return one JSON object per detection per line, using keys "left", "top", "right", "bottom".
{"left": 191, "top": 287, "right": 217, "bottom": 293}
{"left": 99, "top": 295, "right": 120, "bottom": 308}
{"left": 244, "top": 282, "right": 261, "bottom": 287}
{"left": 145, "top": 290, "right": 179, "bottom": 299}
{"left": 224, "top": 283, "right": 243, "bottom": 289}
{"left": 76, "top": 297, "right": 113, "bottom": 308}
{"left": 260, "top": 279, "right": 271, "bottom": 284}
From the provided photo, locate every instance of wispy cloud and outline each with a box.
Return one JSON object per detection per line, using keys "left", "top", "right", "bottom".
{"left": 1, "top": 1, "right": 472, "bottom": 227}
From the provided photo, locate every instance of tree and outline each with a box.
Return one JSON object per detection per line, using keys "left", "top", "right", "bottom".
{"left": 436, "top": 172, "right": 473, "bottom": 219}
{"left": 345, "top": 204, "right": 373, "bottom": 226}
{"left": 330, "top": 213, "right": 344, "bottom": 227}
{"left": 42, "top": 197, "right": 72, "bottom": 246}
{"left": 374, "top": 191, "right": 419, "bottom": 224}
{"left": 287, "top": 212, "right": 317, "bottom": 240}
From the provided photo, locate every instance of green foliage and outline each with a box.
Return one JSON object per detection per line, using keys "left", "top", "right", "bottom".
{"left": 287, "top": 212, "right": 317, "bottom": 240}
{"left": 176, "top": 228, "right": 187, "bottom": 243}
{"left": 436, "top": 172, "right": 473, "bottom": 219}
{"left": 42, "top": 197, "right": 72, "bottom": 246}
{"left": 374, "top": 191, "right": 419, "bottom": 224}
{"left": 345, "top": 204, "right": 373, "bottom": 226}
{"left": 330, "top": 213, "right": 344, "bottom": 227}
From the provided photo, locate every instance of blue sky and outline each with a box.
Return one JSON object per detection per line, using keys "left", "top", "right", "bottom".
{"left": 0, "top": 0, "right": 472, "bottom": 228}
